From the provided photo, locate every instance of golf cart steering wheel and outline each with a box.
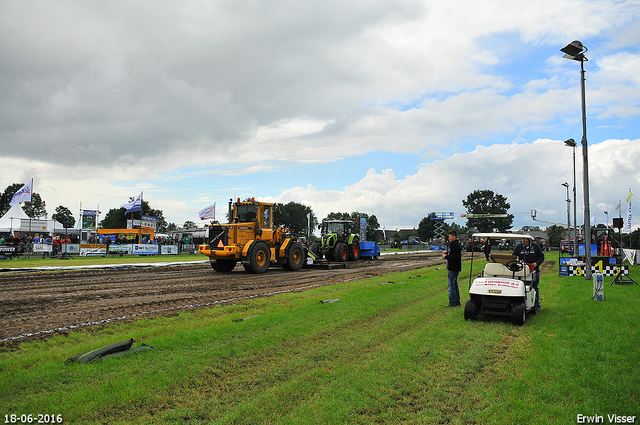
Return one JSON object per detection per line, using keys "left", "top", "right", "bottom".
{"left": 505, "top": 260, "right": 524, "bottom": 273}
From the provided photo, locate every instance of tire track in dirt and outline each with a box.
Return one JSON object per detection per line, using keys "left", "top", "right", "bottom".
{"left": 0, "top": 252, "right": 468, "bottom": 345}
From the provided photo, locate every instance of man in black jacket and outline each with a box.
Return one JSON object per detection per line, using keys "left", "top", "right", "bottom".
{"left": 442, "top": 230, "right": 462, "bottom": 307}
{"left": 512, "top": 237, "right": 545, "bottom": 310}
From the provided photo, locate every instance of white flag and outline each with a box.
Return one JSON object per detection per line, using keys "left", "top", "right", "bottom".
{"left": 382, "top": 223, "right": 387, "bottom": 240}
{"left": 10, "top": 178, "right": 33, "bottom": 206}
{"left": 199, "top": 203, "right": 216, "bottom": 220}
{"left": 615, "top": 200, "right": 622, "bottom": 215}
{"left": 625, "top": 190, "right": 633, "bottom": 233}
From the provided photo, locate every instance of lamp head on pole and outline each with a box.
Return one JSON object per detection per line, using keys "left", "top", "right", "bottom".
{"left": 562, "top": 182, "right": 569, "bottom": 188}
{"left": 561, "top": 40, "right": 588, "bottom": 62}
{"left": 564, "top": 138, "right": 577, "bottom": 148}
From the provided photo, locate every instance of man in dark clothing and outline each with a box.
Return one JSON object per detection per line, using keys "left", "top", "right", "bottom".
{"left": 512, "top": 237, "right": 545, "bottom": 310}
{"left": 442, "top": 230, "right": 462, "bottom": 307}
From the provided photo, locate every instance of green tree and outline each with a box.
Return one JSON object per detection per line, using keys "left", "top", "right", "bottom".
{"left": 0, "top": 183, "right": 47, "bottom": 218}
{"left": 183, "top": 221, "right": 197, "bottom": 230}
{"left": 52, "top": 206, "right": 76, "bottom": 229}
{"left": 417, "top": 213, "right": 437, "bottom": 242}
{"left": 546, "top": 225, "right": 566, "bottom": 249}
{"left": 99, "top": 201, "right": 169, "bottom": 231}
{"left": 274, "top": 201, "right": 318, "bottom": 236}
{"left": 462, "top": 190, "right": 514, "bottom": 232}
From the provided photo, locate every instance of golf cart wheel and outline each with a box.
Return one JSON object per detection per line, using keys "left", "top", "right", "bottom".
{"left": 464, "top": 299, "right": 478, "bottom": 321}
{"left": 511, "top": 302, "right": 526, "bottom": 326}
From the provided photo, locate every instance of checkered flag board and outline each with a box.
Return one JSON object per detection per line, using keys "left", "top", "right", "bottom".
{"left": 562, "top": 265, "right": 629, "bottom": 277}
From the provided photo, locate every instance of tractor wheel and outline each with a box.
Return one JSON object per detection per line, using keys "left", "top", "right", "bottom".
{"left": 511, "top": 302, "right": 526, "bottom": 326}
{"left": 349, "top": 237, "right": 360, "bottom": 261}
{"left": 246, "top": 241, "right": 271, "bottom": 274}
{"left": 334, "top": 242, "right": 348, "bottom": 262}
{"left": 283, "top": 242, "right": 304, "bottom": 271}
{"left": 310, "top": 241, "right": 322, "bottom": 260}
{"left": 211, "top": 259, "right": 236, "bottom": 272}
{"left": 464, "top": 299, "right": 478, "bottom": 320}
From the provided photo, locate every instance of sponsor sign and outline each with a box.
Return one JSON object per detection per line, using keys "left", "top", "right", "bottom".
{"left": 80, "top": 244, "right": 107, "bottom": 256}
{"left": 132, "top": 244, "right": 159, "bottom": 255}
{"left": 19, "top": 219, "right": 48, "bottom": 232}
{"left": 161, "top": 245, "right": 178, "bottom": 255}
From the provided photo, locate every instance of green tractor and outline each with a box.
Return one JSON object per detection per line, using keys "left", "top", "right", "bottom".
{"left": 311, "top": 219, "right": 360, "bottom": 262}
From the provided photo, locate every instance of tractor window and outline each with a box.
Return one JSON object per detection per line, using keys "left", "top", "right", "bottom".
{"left": 237, "top": 205, "right": 258, "bottom": 222}
{"left": 263, "top": 206, "right": 272, "bottom": 229}
{"left": 326, "top": 222, "right": 344, "bottom": 235}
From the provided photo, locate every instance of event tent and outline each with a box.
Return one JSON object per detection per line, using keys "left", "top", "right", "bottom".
{"left": 0, "top": 203, "right": 65, "bottom": 234}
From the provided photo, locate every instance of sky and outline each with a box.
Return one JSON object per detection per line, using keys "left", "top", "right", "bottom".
{"left": 1, "top": 0, "right": 639, "bottom": 235}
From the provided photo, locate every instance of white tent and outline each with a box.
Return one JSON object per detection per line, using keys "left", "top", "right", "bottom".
{"left": 0, "top": 203, "right": 65, "bottom": 234}
{"left": 0, "top": 203, "right": 30, "bottom": 233}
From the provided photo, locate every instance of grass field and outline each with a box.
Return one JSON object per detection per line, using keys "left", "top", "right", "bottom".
{"left": 0, "top": 252, "right": 206, "bottom": 268}
{"left": 1, "top": 252, "right": 639, "bottom": 424}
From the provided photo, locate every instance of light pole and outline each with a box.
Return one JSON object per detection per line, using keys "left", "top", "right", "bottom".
{"left": 564, "top": 138, "right": 578, "bottom": 256}
{"left": 561, "top": 40, "right": 592, "bottom": 279}
{"left": 562, "top": 182, "right": 571, "bottom": 248}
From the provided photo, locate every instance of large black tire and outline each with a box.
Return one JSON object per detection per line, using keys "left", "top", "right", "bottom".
{"left": 246, "top": 241, "right": 271, "bottom": 274}
{"left": 334, "top": 242, "right": 348, "bottom": 262}
{"left": 349, "top": 237, "right": 360, "bottom": 261}
{"left": 310, "top": 241, "right": 322, "bottom": 260}
{"left": 464, "top": 299, "right": 478, "bottom": 321}
{"left": 210, "top": 259, "right": 237, "bottom": 272}
{"left": 282, "top": 242, "right": 304, "bottom": 271}
{"left": 511, "top": 302, "right": 526, "bottom": 326}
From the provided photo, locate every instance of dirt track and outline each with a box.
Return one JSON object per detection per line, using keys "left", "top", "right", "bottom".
{"left": 1, "top": 251, "right": 467, "bottom": 346}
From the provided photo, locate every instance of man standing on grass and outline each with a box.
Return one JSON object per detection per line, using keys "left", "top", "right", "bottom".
{"left": 442, "top": 230, "right": 461, "bottom": 307}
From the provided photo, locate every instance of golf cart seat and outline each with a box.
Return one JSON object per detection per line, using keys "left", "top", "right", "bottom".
{"left": 483, "top": 262, "right": 531, "bottom": 278}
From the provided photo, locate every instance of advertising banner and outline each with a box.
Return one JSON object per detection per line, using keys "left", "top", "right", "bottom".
{"left": 161, "top": 245, "right": 178, "bottom": 255}
{"left": 108, "top": 245, "right": 130, "bottom": 255}
{"left": 132, "top": 244, "right": 159, "bottom": 255}
{"left": 80, "top": 244, "right": 107, "bottom": 256}
{"left": 20, "top": 219, "right": 48, "bottom": 232}
{"left": 33, "top": 243, "right": 53, "bottom": 253}
{"left": 141, "top": 215, "right": 157, "bottom": 230}
{"left": 82, "top": 210, "right": 97, "bottom": 230}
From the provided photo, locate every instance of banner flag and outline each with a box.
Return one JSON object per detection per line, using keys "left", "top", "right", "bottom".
{"left": 10, "top": 178, "right": 33, "bottom": 206}
{"left": 199, "top": 203, "right": 216, "bottom": 220}
{"left": 382, "top": 223, "right": 386, "bottom": 240}
{"left": 604, "top": 208, "right": 609, "bottom": 227}
{"left": 124, "top": 192, "right": 143, "bottom": 214}
{"left": 623, "top": 249, "right": 636, "bottom": 265}
{"left": 625, "top": 189, "right": 633, "bottom": 233}
{"left": 615, "top": 200, "right": 622, "bottom": 215}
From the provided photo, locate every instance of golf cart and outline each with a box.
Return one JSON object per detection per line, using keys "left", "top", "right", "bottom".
{"left": 464, "top": 233, "right": 537, "bottom": 326}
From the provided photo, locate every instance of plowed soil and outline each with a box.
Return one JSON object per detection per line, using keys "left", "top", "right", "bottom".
{"left": 0, "top": 251, "right": 469, "bottom": 347}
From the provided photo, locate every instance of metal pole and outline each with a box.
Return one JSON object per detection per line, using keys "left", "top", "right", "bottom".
{"left": 572, "top": 146, "right": 578, "bottom": 256}
{"left": 564, "top": 184, "right": 571, "bottom": 243}
{"left": 580, "top": 58, "right": 592, "bottom": 279}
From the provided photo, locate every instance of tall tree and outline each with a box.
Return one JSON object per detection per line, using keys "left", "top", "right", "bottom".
{"left": 273, "top": 201, "right": 317, "bottom": 236}
{"left": 462, "top": 190, "right": 514, "bottom": 232}
{"left": 52, "top": 206, "right": 76, "bottom": 229}
{"left": 545, "top": 225, "right": 566, "bottom": 249}
{"left": 0, "top": 183, "right": 47, "bottom": 218}
{"left": 417, "top": 213, "right": 437, "bottom": 242}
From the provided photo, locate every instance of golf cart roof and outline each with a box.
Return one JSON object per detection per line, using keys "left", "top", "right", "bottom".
{"left": 472, "top": 232, "right": 534, "bottom": 241}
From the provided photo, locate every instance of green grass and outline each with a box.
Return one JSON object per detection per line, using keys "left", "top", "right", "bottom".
{"left": 0, "top": 252, "right": 205, "bottom": 268}
{"left": 1, "top": 253, "right": 639, "bottom": 424}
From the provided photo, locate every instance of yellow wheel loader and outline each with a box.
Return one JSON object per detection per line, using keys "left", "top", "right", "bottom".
{"left": 198, "top": 198, "right": 307, "bottom": 273}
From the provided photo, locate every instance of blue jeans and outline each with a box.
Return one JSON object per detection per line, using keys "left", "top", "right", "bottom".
{"left": 532, "top": 270, "right": 540, "bottom": 308}
{"left": 448, "top": 270, "right": 460, "bottom": 304}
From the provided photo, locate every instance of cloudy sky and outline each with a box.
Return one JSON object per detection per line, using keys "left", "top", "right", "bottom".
{"left": 1, "top": 0, "right": 639, "bottom": 234}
